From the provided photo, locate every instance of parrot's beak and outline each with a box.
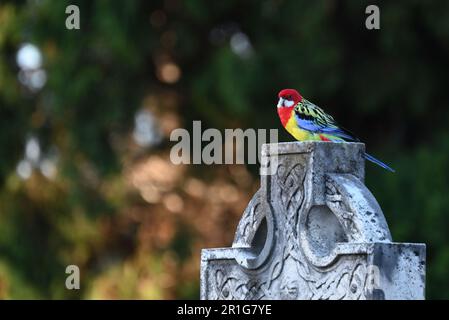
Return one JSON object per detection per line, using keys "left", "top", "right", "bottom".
{"left": 277, "top": 98, "right": 284, "bottom": 108}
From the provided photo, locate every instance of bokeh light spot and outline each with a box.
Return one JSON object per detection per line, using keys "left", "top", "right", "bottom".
{"left": 16, "top": 43, "right": 42, "bottom": 70}
{"left": 158, "top": 63, "right": 181, "bottom": 84}
{"left": 16, "top": 159, "right": 32, "bottom": 180}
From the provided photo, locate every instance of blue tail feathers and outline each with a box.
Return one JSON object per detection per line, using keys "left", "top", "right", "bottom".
{"left": 364, "top": 153, "right": 395, "bottom": 173}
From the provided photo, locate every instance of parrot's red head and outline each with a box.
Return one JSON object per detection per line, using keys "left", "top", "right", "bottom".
{"left": 277, "top": 89, "right": 302, "bottom": 108}
{"left": 277, "top": 89, "right": 302, "bottom": 127}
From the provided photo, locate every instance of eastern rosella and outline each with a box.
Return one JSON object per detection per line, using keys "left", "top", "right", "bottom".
{"left": 277, "top": 88, "right": 394, "bottom": 172}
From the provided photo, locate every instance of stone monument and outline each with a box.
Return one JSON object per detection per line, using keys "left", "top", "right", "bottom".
{"left": 200, "top": 142, "right": 426, "bottom": 300}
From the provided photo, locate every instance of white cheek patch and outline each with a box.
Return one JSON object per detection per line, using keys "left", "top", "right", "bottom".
{"left": 284, "top": 100, "right": 294, "bottom": 107}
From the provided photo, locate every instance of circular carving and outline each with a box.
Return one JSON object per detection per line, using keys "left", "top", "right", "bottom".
{"left": 233, "top": 191, "right": 274, "bottom": 270}
{"left": 305, "top": 205, "right": 348, "bottom": 257}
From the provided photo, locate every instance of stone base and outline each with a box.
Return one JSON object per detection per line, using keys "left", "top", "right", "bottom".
{"left": 200, "top": 142, "right": 426, "bottom": 300}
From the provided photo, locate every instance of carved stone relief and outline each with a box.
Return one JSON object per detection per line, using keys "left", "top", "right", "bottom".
{"left": 201, "top": 142, "right": 426, "bottom": 300}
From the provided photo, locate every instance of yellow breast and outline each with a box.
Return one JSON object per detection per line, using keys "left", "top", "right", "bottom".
{"left": 284, "top": 113, "right": 315, "bottom": 141}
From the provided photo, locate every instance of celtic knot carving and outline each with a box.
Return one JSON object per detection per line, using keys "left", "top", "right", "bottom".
{"left": 325, "top": 176, "right": 360, "bottom": 241}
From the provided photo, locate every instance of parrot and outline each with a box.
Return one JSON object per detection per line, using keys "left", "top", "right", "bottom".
{"left": 277, "top": 88, "right": 395, "bottom": 172}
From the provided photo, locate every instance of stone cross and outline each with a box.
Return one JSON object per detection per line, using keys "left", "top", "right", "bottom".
{"left": 200, "top": 142, "right": 426, "bottom": 300}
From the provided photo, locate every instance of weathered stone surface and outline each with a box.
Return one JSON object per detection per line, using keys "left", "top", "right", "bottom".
{"left": 200, "top": 142, "right": 426, "bottom": 300}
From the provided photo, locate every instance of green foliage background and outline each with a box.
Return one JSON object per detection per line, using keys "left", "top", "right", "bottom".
{"left": 1, "top": 0, "right": 449, "bottom": 299}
